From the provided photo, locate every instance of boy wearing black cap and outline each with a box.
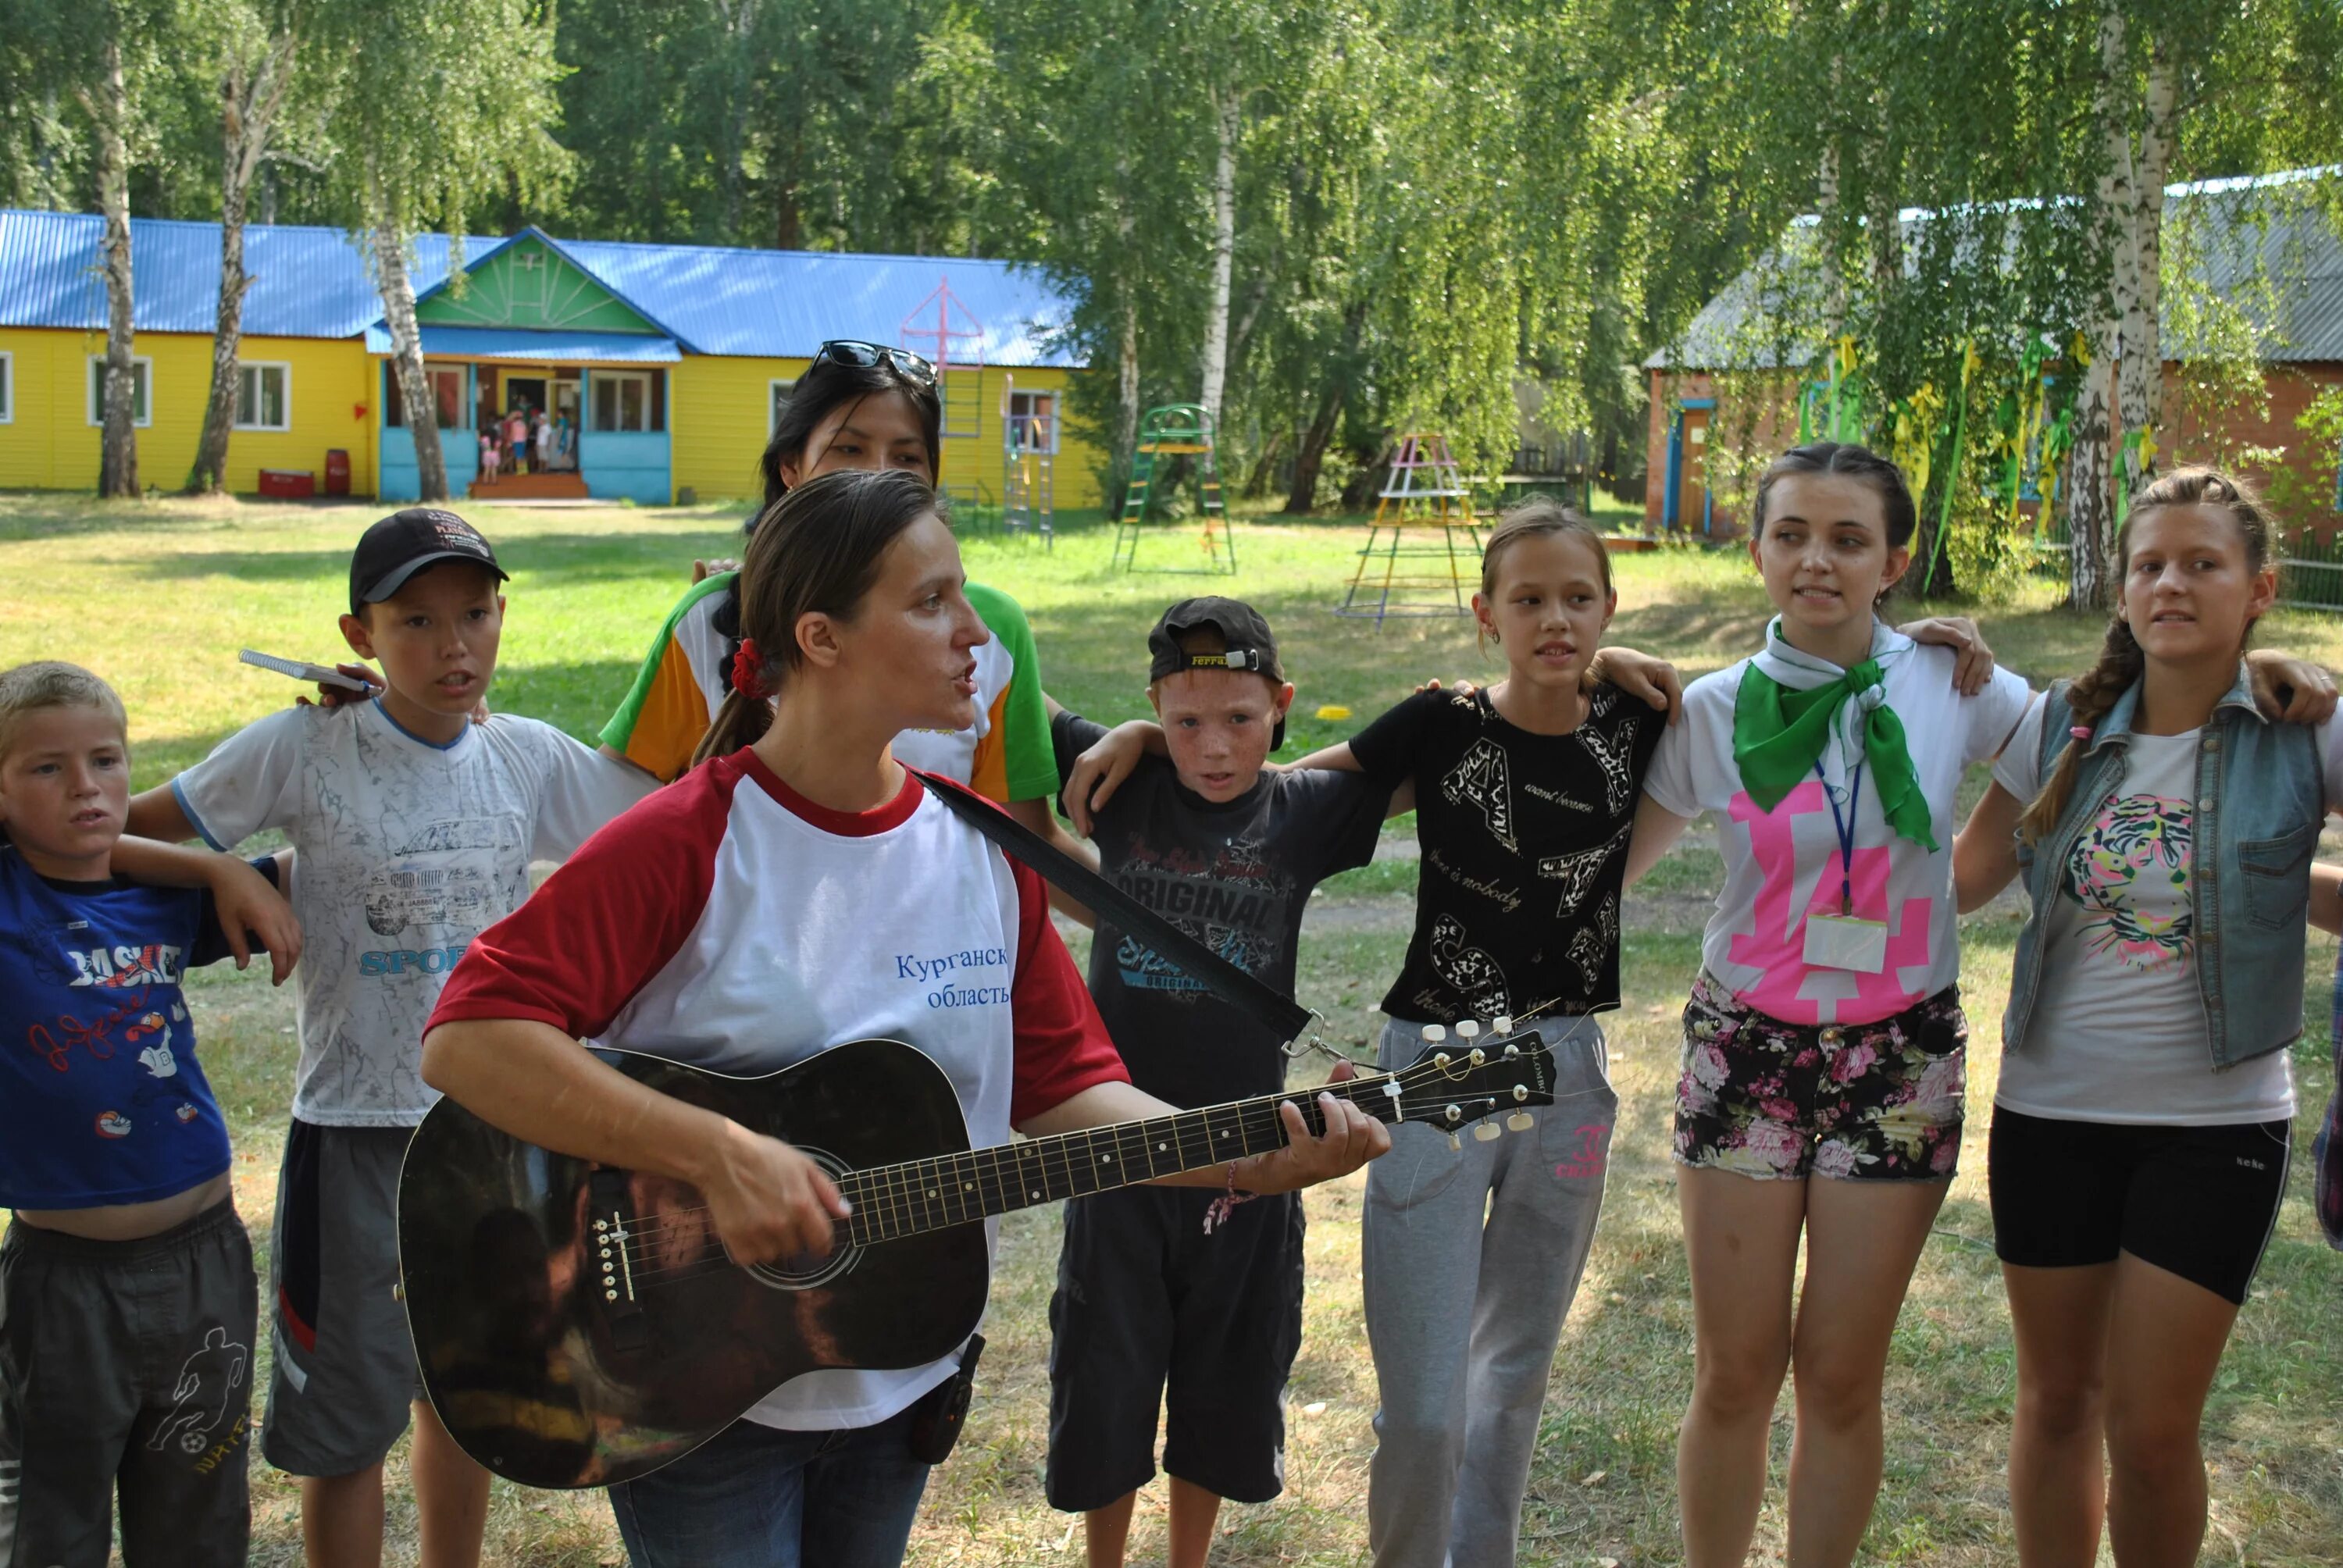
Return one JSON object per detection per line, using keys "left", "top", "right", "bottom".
{"left": 1045, "top": 597, "right": 1392, "bottom": 1568}
{"left": 126, "top": 508, "right": 654, "bottom": 1566}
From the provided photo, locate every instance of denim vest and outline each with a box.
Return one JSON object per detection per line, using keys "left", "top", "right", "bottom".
{"left": 2002, "top": 666, "right": 2323, "bottom": 1069}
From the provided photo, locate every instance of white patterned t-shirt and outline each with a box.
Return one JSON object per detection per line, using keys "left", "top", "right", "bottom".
{"left": 172, "top": 700, "right": 655, "bottom": 1125}
{"left": 1987, "top": 700, "right": 2343, "bottom": 1124}
{"left": 1644, "top": 627, "right": 2032, "bottom": 1027}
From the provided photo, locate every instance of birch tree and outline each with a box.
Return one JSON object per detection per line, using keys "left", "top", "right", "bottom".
{"left": 88, "top": 29, "right": 140, "bottom": 497}
{"left": 187, "top": 0, "right": 302, "bottom": 494}
{"left": 316, "top": 0, "right": 568, "bottom": 501}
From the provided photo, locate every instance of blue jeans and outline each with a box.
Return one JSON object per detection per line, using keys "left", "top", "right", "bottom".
{"left": 608, "top": 1406, "right": 932, "bottom": 1567}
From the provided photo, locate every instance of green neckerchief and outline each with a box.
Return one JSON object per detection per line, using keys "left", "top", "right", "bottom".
{"left": 1731, "top": 629, "right": 1936, "bottom": 851}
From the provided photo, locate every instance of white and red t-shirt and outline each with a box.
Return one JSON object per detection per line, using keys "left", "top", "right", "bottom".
{"left": 429, "top": 747, "right": 1128, "bottom": 1431}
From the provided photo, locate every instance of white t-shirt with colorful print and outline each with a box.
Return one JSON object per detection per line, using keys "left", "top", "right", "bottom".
{"left": 1988, "top": 698, "right": 2343, "bottom": 1124}
{"left": 1645, "top": 625, "right": 2032, "bottom": 1028}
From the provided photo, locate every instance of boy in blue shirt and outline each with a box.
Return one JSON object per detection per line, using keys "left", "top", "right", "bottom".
{"left": 0, "top": 660, "right": 297, "bottom": 1567}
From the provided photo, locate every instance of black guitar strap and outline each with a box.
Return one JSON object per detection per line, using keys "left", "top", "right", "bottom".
{"left": 912, "top": 770, "right": 1315, "bottom": 1045}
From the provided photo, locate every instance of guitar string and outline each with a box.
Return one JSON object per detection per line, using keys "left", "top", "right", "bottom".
{"left": 605, "top": 1084, "right": 1528, "bottom": 1284}
{"left": 593, "top": 1057, "right": 1532, "bottom": 1271}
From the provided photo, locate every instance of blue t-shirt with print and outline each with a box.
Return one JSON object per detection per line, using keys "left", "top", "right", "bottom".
{"left": 0, "top": 847, "right": 271, "bottom": 1210}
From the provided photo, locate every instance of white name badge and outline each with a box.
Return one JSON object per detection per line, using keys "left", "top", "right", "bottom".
{"left": 1803, "top": 912, "right": 1888, "bottom": 973}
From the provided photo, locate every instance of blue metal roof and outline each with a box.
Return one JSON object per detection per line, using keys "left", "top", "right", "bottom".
{"left": 361, "top": 324, "right": 682, "bottom": 362}
{"left": 0, "top": 209, "right": 1086, "bottom": 368}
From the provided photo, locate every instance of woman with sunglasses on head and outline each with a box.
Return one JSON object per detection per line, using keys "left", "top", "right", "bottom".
{"left": 600, "top": 342, "right": 1080, "bottom": 855}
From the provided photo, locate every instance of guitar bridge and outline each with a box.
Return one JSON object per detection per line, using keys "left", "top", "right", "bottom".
{"left": 587, "top": 1169, "right": 651, "bottom": 1352}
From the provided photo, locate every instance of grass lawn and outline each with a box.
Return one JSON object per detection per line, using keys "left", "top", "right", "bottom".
{"left": 4, "top": 490, "right": 2340, "bottom": 1566}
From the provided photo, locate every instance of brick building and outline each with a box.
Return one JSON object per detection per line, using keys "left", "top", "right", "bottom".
{"left": 1642, "top": 170, "right": 2343, "bottom": 536}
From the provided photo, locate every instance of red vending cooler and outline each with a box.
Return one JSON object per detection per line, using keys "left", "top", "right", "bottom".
{"left": 325, "top": 449, "right": 351, "bottom": 497}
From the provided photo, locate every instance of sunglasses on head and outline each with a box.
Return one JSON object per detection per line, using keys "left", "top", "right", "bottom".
{"left": 813, "top": 340, "right": 938, "bottom": 385}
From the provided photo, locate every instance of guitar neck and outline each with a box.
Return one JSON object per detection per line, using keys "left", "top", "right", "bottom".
{"left": 834, "top": 1074, "right": 1400, "bottom": 1245}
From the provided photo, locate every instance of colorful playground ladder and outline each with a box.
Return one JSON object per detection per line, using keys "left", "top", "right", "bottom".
{"left": 1000, "top": 374, "right": 1054, "bottom": 550}
{"left": 1110, "top": 403, "right": 1234, "bottom": 575}
{"left": 1335, "top": 432, "right": 1484, "bottom": 624}
{"left": 900, "top": 277, "right": 986, "bottom": 440}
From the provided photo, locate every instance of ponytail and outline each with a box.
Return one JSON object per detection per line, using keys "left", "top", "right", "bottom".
{"left": 2016, "top": 620, "right": 2145, "bottom": 846}
{"left": 694, "top": 686, "right": 774, "bottom": 769}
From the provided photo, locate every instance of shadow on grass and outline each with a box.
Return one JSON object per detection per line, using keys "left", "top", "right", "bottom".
{"left": 119, "top": 529, "right": 758, "bottom": 590}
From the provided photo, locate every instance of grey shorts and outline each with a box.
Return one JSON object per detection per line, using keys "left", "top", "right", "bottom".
{"left": 0, "top": 1198, "right": 257, "bottom": 1568}
{"left": 261, "top": 1119, "right": 422, "bottom": 1477}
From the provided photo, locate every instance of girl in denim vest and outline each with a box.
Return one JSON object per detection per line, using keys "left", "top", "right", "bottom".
{"left": 1954, "top": 467, "right": 2343, "bottom": 1568}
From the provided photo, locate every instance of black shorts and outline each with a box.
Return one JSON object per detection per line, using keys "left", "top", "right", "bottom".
{"left": 0, "top": 1199, "right": 256, "bottom": 1568}
{"left": 1988, "top": 1107, "right": 2291, "bottom": 1306}
{"left": 1045, "top": 1185, "right": 1303, "bottom": 1512}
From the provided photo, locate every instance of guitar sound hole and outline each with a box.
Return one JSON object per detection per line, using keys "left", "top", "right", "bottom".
{"left": 744, "top": 1147, "right": 858, "bottom": 1291}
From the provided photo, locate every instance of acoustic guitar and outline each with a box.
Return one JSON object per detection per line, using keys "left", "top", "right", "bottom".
{"left": 396, "top": 1022, "right": 1554, "bottom": 1488}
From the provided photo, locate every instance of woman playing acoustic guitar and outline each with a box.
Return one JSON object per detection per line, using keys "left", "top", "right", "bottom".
{"left": 419, "top": 469, "right": 1389, "bottom": 1567}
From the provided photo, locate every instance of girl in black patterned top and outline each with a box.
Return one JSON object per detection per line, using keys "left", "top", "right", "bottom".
{"left": 1061, "top": 501, "right": 1667, "bottom": 1567}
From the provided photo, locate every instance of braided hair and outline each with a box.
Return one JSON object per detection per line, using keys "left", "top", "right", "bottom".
{"left": 2016, "top": 465, "right": 2277, "bottom": 846}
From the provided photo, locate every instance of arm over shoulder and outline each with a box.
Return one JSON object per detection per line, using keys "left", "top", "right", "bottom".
{"left": 1346, "top": 690, "right": 1441, "bottom": 786}
{"left": 1640, "top": 668, "right": 1740, "bottom": 818}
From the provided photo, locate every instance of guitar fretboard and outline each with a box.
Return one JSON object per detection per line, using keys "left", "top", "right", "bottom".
{"left": 833, "top": 1076, "right": 1397, "bottom": 1246}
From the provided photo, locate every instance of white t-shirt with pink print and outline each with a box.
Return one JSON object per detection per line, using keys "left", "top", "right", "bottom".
{"left": 1645, "top": 622, "right": 2032, "bottom": 1027}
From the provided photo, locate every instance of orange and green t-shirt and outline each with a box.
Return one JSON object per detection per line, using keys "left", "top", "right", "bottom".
{"left": 599, "top": 574, "right": 1059, "bottom": 803}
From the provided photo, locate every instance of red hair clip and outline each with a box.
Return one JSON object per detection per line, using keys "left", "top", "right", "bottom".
{"left": 2068, "top": 725, "right": 2092, "bottom": 741}
{"left": 732, "top": 639, "right": 770, "bottom": 701}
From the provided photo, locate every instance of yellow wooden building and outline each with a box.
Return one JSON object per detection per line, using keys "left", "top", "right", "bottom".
{"left": 0, "top": 212, "right": 1100, "bottom": 510}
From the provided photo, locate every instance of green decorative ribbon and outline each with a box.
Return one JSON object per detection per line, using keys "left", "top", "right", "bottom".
{"left": 1731, "top": 659, "right": 1938, "bottom": 851}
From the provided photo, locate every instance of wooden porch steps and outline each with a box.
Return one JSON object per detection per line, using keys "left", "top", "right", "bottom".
{"left": 468, "top": 472, "right": 588, "bottom": 501}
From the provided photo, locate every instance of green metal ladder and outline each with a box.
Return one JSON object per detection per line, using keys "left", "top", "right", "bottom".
{"left": 1110, "top": 404, "right": 1234, "bottom": 574}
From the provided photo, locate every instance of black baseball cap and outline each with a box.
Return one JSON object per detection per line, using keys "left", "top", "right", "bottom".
{"left": 348, "top": 508, "right": 508, "bottom": 615}
{"left": 1147, "top": 597, "right": 1288, "bottom": 747}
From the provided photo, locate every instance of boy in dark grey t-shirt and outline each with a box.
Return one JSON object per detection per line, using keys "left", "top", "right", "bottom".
{"left": 1045, "top": 598, "right": 1388, "bottom": 1568}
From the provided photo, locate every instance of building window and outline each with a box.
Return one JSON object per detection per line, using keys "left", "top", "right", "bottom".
{"left": 0, "top": 351, "right": 11, "bottom": 424}
{"left": 384, "top": 365, "right": 465, "bottom": 429}
{"left": 1007, "top": 390, "right": 1058, "bottom": 453}
{"left": 770, "top": 379, "right": 796, "bottom": 437}
{"left": 87, "top": 355, "right": 152, "bottom": 427}
{"left": 591, "top": 369, "right": 665, "bottom": 433}
{"left": 235, "top": 362, "right": 291, "bottom": 430}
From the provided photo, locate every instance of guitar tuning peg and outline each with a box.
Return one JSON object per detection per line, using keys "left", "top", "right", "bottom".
{"left": 1507, "top": 1111, "right": 1534, "bottom": 1132}
{"left": 1421, "top": 1024, "right": 1447, "bottom": 1045}
{"left": 1447, "top": 1131, "right": 1462, "bottom": 1152}
{"left": 1456, "top": 1019, "right": 1481, "bottom": 1042}
{"left": 1493, "top": 1014, "right": 1514, "bottom": 1035}
{"left": 1473, "top": 1122, "right": 1500, "bottom": 1142}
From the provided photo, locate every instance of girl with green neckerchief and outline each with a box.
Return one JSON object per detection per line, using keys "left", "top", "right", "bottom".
{"left": 1620, "top": 443, "right": 2327, "bottom": 1568}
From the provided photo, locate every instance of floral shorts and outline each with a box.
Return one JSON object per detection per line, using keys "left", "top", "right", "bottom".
{"left": 1673, "top": 973, "right": 1967, "bottom": 1181}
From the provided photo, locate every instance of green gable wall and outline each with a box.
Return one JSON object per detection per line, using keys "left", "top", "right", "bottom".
{"left": 415, "top": 236, "right": 658, "bottom": 334}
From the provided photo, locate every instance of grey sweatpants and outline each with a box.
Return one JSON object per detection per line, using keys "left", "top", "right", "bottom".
{"left": 1362, "top": 1014, "right": 1617, "bottom": 1568}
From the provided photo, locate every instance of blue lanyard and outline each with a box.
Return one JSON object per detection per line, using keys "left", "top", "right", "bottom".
{"left": 1814, "top": 757, "right": 1863, "bottom": 916}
